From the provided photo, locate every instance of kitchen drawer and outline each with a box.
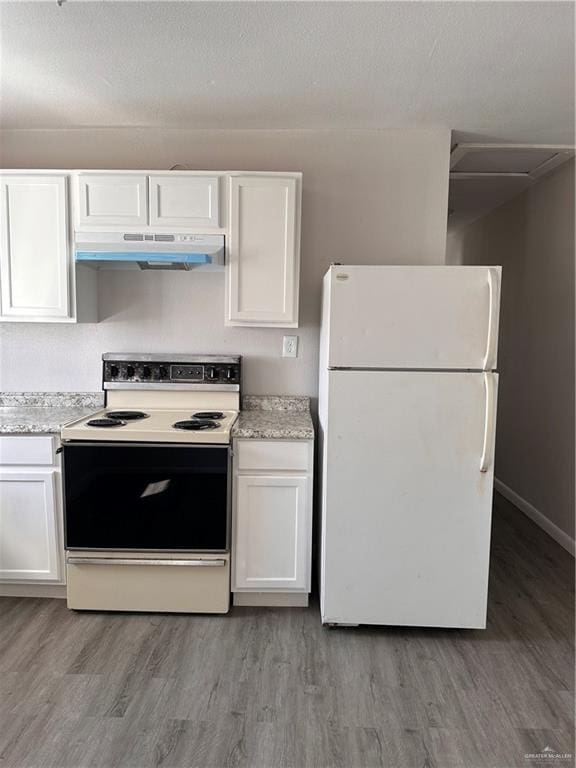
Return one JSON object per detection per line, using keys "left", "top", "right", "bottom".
{"left": 0, "top": 435, "right": 55, "bottom": 466}
{"left": 67, "top": 556, "right": 230, "bottom": 613}
{"left": 236, "top": 440, "right": 310, "bottom": 472}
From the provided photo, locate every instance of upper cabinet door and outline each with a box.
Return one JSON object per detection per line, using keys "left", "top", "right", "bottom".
{"left": 77, "top": 174, "right": 148, "bottom": 227}
{"left": 227, "top": 175, "right": 300, "bottom": 327}
{"left": 0, "top": 175, "right": 70, "bottom": 319}
{"left": 149, "top": 175, "right": 220, "bottom": 228}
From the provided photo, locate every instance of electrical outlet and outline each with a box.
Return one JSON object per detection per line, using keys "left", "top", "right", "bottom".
{"left": 282, "top": 335, "right": 298, "bottom": 358}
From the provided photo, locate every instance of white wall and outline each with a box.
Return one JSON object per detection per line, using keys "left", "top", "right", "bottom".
{"left": 0, "top": 128, "right": 450, "bottom": 396}
{"left": 453, "top": 160, "right": 575, "bottom": 546}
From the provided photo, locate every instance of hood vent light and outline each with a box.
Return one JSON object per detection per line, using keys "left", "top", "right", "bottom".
{"left": 154, "top": 234, "right": 176, "bottom": 242}
{"left": 75, "top": 232, "right": 225, "bottom": 271}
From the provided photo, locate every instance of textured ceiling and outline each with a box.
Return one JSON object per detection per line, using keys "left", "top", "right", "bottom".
{"left": 0, "top": 1, "right": 574, "bottom": 142}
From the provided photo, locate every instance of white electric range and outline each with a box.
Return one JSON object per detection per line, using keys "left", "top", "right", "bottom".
{"left": 61, "top": 353, "right": 241, "bottom": 614}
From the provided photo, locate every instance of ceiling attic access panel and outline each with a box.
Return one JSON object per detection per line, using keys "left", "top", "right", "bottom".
{"left": 448, "top": 143, "right": 575, "bottom": 228}
{"left": 450, "top": 144, "right": 574, "bottom": 178}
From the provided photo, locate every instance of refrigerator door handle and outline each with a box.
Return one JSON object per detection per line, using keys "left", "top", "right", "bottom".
{"left": 482, "top": 268, "right": 500, "bottom": 370}
{"left": 480, "top": 372, "right": 497, "bottom": 472}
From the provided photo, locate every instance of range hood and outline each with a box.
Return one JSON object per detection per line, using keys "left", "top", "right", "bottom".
{"left": 75, "top": 232, "right": 224, "bottom": 271}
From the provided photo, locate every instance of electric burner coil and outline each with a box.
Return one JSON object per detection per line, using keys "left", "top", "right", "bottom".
{"left": 86, "top": 418, "right": 126, "bottom": 428}
{"left": 105, "top": 410, "right": 149, "bottom": 421}
{"left": 173, "top": 419, "right": 220, "bottom": 431}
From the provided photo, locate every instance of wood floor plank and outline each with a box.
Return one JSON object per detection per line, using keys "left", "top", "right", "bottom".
{"left": 0, "top": 493, "right": 573, "bottom": 768}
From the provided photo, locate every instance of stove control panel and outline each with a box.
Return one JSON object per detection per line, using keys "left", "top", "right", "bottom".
{"left": 171, "top": 365, "right": 204, "bottom": 381}
{"left": 102, "top": 355, "right": 241, "bottom": 388}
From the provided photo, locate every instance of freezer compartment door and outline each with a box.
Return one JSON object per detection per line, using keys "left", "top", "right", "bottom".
{"left": 320, "top": 370, "right": 498, "bottom": 628}
{"left": 324, "top": 265, "right": 501, "bottom": 370}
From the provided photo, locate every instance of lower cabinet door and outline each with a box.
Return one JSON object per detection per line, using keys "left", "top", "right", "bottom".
{"left": 234, "top": 474, "right": 309, "bottom": 591}
{"left": 0, "top": 469, "right": 61, "bottom": 582}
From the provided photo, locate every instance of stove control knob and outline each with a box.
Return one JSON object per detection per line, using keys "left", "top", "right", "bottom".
{"left": 126, "top": 365, "right": 135, "bottom": 378}
{"left": 159, "top": 366, "right": 169, "bottom": 379}
{"left": 110, "top": 365, "right": 119, "bottom": 379}
{"left": 226, "top": 368, "right": 235, "bottom": 381}
{"left": 142, "top": 366, "right": 151, "bottom": 380}
{"left": 208, "top": 367, "right": 219, "bottom": 380}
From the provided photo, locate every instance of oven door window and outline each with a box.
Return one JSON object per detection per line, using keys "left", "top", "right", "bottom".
{"left": 64, "top": 444, "right": 229, "bottom": 551}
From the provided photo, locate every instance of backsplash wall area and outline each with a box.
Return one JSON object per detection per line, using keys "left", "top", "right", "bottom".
{"left": 0, "top": 128, "right": 450, "bottom": 395}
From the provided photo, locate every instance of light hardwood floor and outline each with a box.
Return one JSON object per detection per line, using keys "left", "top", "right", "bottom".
{"left": 0, "top": 493, "right": 574, "bottom": 768}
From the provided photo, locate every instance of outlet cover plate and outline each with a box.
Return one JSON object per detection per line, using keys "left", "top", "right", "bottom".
{"left": 282, "top": 335, "right": 298, "bottom": 358}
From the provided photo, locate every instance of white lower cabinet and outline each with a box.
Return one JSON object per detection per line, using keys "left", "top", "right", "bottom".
{"left": 0, "top": 436, "right": 64, "bottom": 586}
{"left": 234, "top": 475, "right": 309, "bottom": 590}
{"left": 232, "top": 439, "right": 313, "bottom": 605}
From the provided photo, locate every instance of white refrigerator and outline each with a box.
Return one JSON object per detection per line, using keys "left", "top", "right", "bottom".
{"left": 318, "top": 265, "right": 501, "bottom": 629}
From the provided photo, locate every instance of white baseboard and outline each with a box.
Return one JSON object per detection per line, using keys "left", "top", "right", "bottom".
{"left": 0, "top": 583, "right": 66, "bottom": 599}
{"left": 233, "top": 591, "right": 309, "bottom": 607}
{"left": 494, "top": 478, "right": 575, "bottom": 556}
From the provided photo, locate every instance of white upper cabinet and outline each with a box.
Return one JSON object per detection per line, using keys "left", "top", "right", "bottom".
{"left": 77, "top": 173, "right": 148, "bottom": 227}
{"left": 0, "top": 175, "right": 70, "bottom": 320}
{"left": 0, "top": 168, "right": 302, "bottom": 325}
{"left": 226, "top": 175, "right": 301, "bottom": 327}
{"left": 77, "top": 173, "right": 221, "bottom": 230}
{"left": 149, "top": 175, "right": 220, "bottom": 228}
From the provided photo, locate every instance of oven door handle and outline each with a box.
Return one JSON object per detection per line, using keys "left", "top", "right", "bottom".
{"left": 67, "top": 557, "right": 227, "bottom": 567}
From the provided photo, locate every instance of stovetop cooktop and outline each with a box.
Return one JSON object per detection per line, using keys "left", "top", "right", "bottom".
{"left": 62, "top": 408, "right": 239, "bottom": 444}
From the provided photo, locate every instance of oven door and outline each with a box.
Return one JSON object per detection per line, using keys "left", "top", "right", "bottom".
{"left": 63, "top": 442, "right": 230, "bottom": 552}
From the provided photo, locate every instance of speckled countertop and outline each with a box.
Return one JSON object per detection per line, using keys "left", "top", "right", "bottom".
{"left": 232, "top": 395, "right": 314, "bottom": 440}
{"left": 0, "top": 392, "right": 314, "bottom": 439}
{"left": 0, "top": 393, "right": 103, "bottom": 434}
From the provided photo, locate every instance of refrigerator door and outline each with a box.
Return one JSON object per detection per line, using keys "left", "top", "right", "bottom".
{"left": 323, "top": 265, "right": 501, "bottom": 371}
{"left": 319, "top": 369, "right": 498, "bottom": 628}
